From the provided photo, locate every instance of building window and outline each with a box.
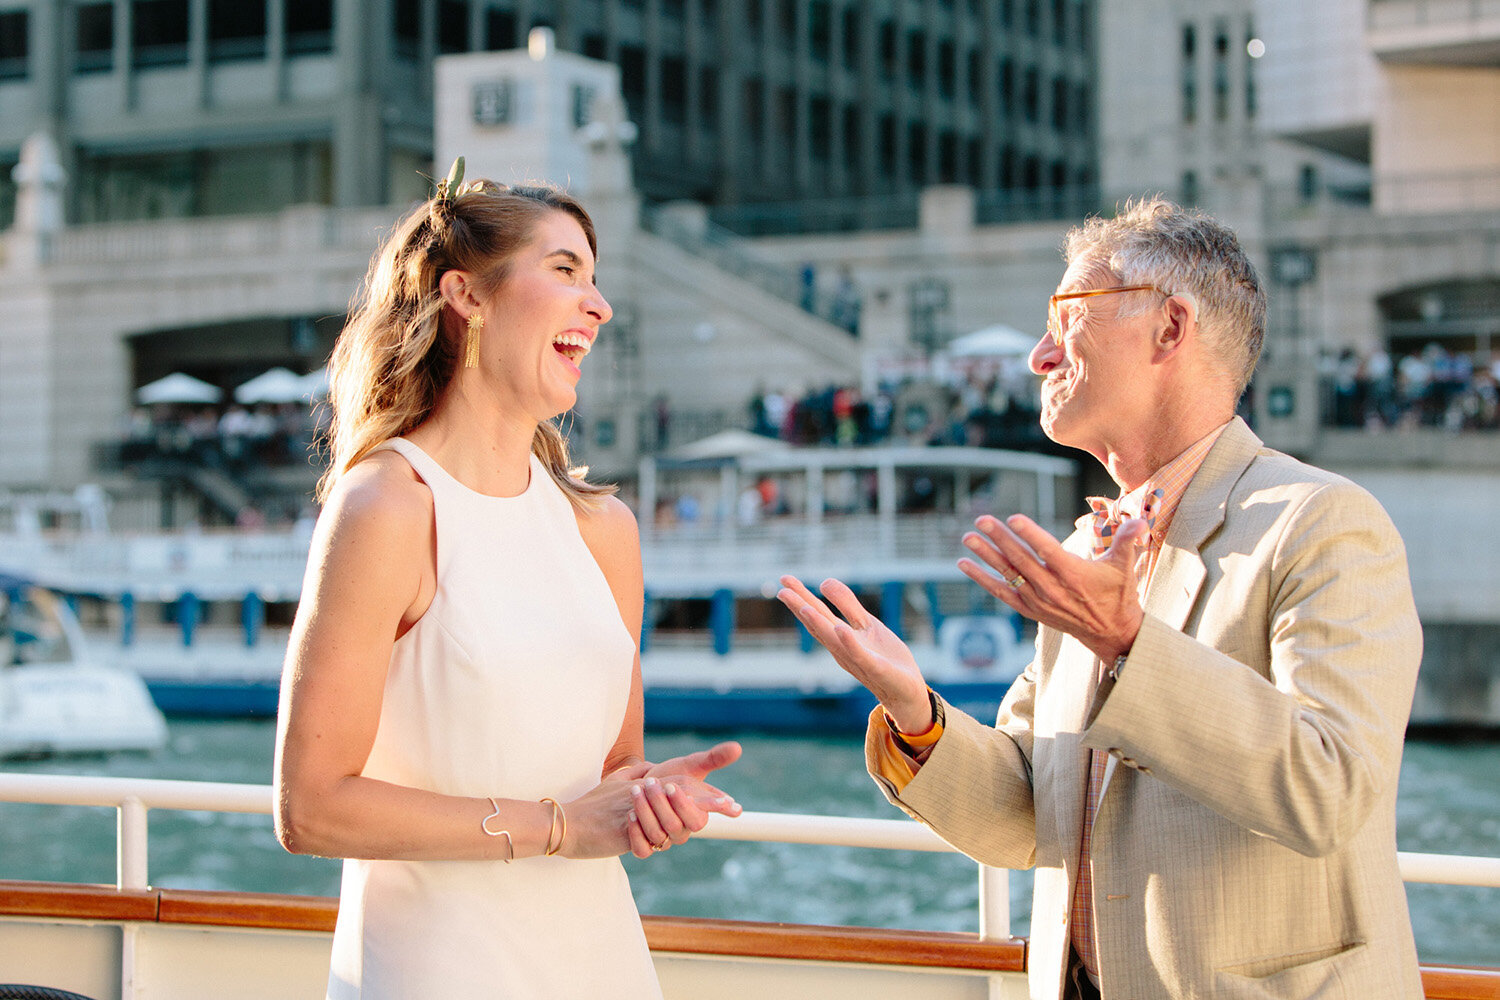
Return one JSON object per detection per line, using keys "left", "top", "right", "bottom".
{"left": 571, "top": 82, "right": 595, "bottom": 128}
{"left": 998, "top": 58, "right": 1013, "bottom": 117}
{"left": 132, "top": 0, "right": 189, "bottom": 69}
{"left": 966, "top": 49, "right": 982, "bottom": 104}
{"left": 1181, "top": 169, "right": 1198, "bottom": 206}
{"left": 619, "top": 44, "right": 646, "bottom": 109}
{"left": 75, "top": 3, "right": 115, "bottom": 74}
{"left": 1052, "top": 0, "right": 1066, "bottom": 44}
{"left": 777, "top": 0, "right": 796, "bottom": 43}
{"left": 661, "top": 55, "right": 688, "bottom": 125}
{"left": 877, "top": 21, "right": 899, "bottom": 80}
{"left": 1213, "top": 22, "right": 1230, "bottom": 122}
{"left": 1299, "top": 163, "right": 1319, "bottom": 202}
{"left": 907, "top": 29, "right": 925, "bottom": 90}
{"left": 0, "top": 9, "right": 24, "bottom": 81}
{"left": 1024, "top": 0, "right": 1039, "bottom": 36}
{"left": 438, "top": 0, "right": 469, "bottom": 54}
{"left": 841, "top": 8, "right": 859, "bottom": 70}
{"left": 286, "top": 0, "right": 333, "bottom": 55}
{"left": 908, "top": 121, "right": 927, "bottom": 185}
{"left": 843, "top": 104, "right": 861, "bottom": 172}
{"left": 810, "top": 95, "right": 831, "bottom": 162}
{"left": 1244, "top": 17, "right": 1258, "bottom": 119}
{"left": 745, "top": 0, "right": 762, "bottom": 43}
{"left": 810, "top": 1, "right": 830, "bottom": 62}
{"left": 776, "top": 85, "right": 795, "bottom": 141}
{"left": 582, "top": 32, "right": 606, "bottom": 59}
{"left": 744, "top": 78, "right": 764, "bottom": 143}
{"left": 937, "top": 39, "right": 955, "bottom": 99}
{"left": 394, "top": 0, "right": 422, "bottom": 61}
{"left": 696, "top": 66, "right": 717, "bottom": 129}
{"left": 878, "top": 114, "right": 896, "bottom": 177}
{"left": 938, "top": 131, "right": 958, "bottom": 182}
{"left": 487, "top": 11, "right": 518, "bottom": 50}
{"left": 1180, "top": 23, "right": 1196, "bottom": 125}
{"left": 0, "top": 155, "right": 16, "bottom": 228}
{"left": 208, "top": 0, "right": 266, "bottom": 62}
{"left": 1021, "top": 65, "right": 1038, "bottom": 122}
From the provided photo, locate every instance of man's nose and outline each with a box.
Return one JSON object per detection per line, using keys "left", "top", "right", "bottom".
{"left": 1029, "top": 332, "right": 1061, "bottom": 375}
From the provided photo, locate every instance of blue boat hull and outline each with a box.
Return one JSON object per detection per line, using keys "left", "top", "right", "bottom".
{"left": 144, "top": 678, "right": 1018, "bottom": 732}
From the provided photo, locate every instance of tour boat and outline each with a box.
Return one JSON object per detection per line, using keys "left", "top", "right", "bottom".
{"left": 0, "top": 444, "right": 1075, "bottom": 731}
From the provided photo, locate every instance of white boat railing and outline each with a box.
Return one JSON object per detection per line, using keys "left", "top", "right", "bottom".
{"left": 3, "top": 771, "right": 1499, "bottom": 947}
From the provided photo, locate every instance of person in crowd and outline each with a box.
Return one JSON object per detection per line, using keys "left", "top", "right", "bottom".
{"left": 273, "top": 160, "right": 742, "bottom": 999}
{"left": 779, "top": 198, "right": 1423, "bottom": 999}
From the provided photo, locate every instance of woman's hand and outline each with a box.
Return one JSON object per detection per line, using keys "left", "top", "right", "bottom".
{"left": 562, "top": 742, "right": 743, "bottom": 860}
{"left": 777, "top": 576, "right": 932, "bottom": 734}
{"left": 623, "top": 742, "right": 744, "bottom": 857}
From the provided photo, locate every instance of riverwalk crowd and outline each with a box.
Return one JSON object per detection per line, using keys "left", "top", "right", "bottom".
{"left": 1321, "top": 344, "right": 1500, "bottom": 431}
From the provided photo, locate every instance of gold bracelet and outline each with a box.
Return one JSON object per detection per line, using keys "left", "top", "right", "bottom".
{"left": 539, "top": 796, "right": 566, "bottom": 856}
{"left": 480, "top": 797, "right": 514, "bottom": 863}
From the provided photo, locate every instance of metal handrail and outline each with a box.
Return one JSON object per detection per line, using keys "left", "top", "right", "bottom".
{"left": 3, "top": 771, "right": 1499, "bottom": 949}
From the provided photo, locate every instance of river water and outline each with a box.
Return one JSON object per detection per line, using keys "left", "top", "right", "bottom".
{"left": 1, "top": 721, "right": 1495, "bottom": 966}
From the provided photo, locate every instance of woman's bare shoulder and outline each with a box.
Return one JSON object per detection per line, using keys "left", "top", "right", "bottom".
{"left": 317, "top": 451, "right": 434, "bottom": 551}
{"left": 574, "top": 494, "right": 641, "bottom": 573}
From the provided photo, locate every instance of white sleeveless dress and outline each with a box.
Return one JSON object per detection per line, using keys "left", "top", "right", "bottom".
{"left": 326, "top": 438, "right": 661, "bottom": 1000}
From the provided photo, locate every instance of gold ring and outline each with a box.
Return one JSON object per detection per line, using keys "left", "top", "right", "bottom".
{"left": 651, "top": 838, "right": 670, "bottom": 852}
{"left": 1009, "top": 574, "right": 1025, "bottom": 589}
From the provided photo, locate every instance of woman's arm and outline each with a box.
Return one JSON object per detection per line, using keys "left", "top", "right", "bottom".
{"left": 576, "top": 496, "right": 742, "bottom": 856}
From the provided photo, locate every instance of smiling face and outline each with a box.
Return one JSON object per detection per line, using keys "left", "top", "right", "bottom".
{"left": 1028, "top": 259, "right": 1162, "bottom": 462}
{"left": 476, "top": 209, "right": 612, "bottom": 424}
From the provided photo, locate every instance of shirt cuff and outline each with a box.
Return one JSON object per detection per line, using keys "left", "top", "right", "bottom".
{"left": 870, "top": 693, "right": 946, "bottom": 792}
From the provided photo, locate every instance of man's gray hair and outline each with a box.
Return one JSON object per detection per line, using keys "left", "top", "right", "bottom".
{"left": 1063, "top": 198, "right": 1266, "bottom": 398}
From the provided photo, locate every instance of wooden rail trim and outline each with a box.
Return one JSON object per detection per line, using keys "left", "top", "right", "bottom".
{"left": 0, "top": 881, "right": 157, "bottom": 922}
{"left": 1422, "top": 966, "right": 1500, "bottom": 1000}
{"left": 642, "top": 914, "right": 1026, "bottom": 972}
{"left": 3, "top": 881, "right": 1498, "bottom": 997}
{"left": 157, "top": 889, "right": 337, "bottom": 934}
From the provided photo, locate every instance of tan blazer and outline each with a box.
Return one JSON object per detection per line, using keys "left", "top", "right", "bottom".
{"left": 869, "top": 418, "right": 1425, "bottom": 999}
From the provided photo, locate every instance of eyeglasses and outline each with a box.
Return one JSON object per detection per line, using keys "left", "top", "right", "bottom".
{"left": 1047, "top": 284, "right": 1167, "bottom": 346}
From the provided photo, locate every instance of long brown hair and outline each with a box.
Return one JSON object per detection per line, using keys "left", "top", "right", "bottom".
{"left": 317, "top": 178, "right": 615, "bottom": 510}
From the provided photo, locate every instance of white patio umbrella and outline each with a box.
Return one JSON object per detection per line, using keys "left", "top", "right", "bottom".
{"left": 136, "top": 372, "right": 223, "bottom": 405}
{"left": 234, "top": 367, "right": 306, "bottom": 405}
{"left": 669, "top": 429, "right": 791, "bottom": 461}
{"left": 298, "top": 366, "right": 329, "bottom": 400}
{"left": 945, "top": 324, "right": 1039, "bottom": 358}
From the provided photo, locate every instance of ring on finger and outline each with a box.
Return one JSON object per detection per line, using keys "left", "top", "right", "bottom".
{"left": 1008, "top": 573, "right": 1026, "bottom": 589}
{"left": 651, "top": 837, "right": 670, "bottom": 852}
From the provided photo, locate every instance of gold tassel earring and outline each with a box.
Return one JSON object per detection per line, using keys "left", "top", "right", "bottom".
{"left": 464, "top": 313, "right": 484, "bottom": 368}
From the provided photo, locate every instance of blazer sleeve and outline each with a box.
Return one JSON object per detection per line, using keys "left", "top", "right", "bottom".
{"left": 1085, "top": 478, "right": 1421, "bottom": 858}
{"left": 865, "top": 666, "right": 1040, "bottom": 870}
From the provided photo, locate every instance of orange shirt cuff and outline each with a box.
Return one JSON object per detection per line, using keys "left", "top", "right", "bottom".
{"left": 870, "top": 704, "right": 945, "bottom": 792}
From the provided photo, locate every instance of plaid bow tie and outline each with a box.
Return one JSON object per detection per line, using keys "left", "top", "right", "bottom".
{"left": 1087, "top": 488, "right": 1164, "bottom": 557}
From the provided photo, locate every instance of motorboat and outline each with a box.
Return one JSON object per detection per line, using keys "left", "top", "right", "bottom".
{"left": 0, "top": 574, "right": 167, "bottom": 759}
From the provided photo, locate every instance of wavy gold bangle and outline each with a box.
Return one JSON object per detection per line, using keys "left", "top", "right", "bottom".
{"left": 480, "top": 797, "right": 513, "bottom": 863}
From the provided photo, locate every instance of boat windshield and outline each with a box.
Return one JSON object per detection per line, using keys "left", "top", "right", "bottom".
{"left": 0, "top": 586, "right": 76, "bottom": 666}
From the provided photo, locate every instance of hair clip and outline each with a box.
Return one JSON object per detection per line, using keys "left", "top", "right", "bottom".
{"left": 438, "top": 155, "right": 466, "bottom": 203}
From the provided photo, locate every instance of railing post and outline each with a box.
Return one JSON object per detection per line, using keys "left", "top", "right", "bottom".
{"left": 118, "top": 795, "right": 149, "bottom": 890}
{"left": 977, "top": 864, "right": 1011, "bottom": 941}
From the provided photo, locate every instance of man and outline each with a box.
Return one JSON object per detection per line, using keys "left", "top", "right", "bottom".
{"left": 779, "top": 199, "right": 1424, "bottom": 999}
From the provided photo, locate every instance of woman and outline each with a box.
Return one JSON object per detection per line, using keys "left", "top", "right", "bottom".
{"left": 274, "top": 162, "right": 742, "bottom": 999}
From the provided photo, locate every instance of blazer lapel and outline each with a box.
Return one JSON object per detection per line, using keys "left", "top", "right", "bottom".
{"left": 1141, "top": 417, "right": 1262, "bottom": 632}
{"left": 1098, "top": 418, "right": 1262, "bottom": 798}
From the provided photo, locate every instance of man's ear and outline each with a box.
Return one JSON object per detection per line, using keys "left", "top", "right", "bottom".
{"left": 438, "top": 270, "right": 483, "bottom": 316}
{"left": 1155, "top": 293, "right": 1198, "bottom": 359}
